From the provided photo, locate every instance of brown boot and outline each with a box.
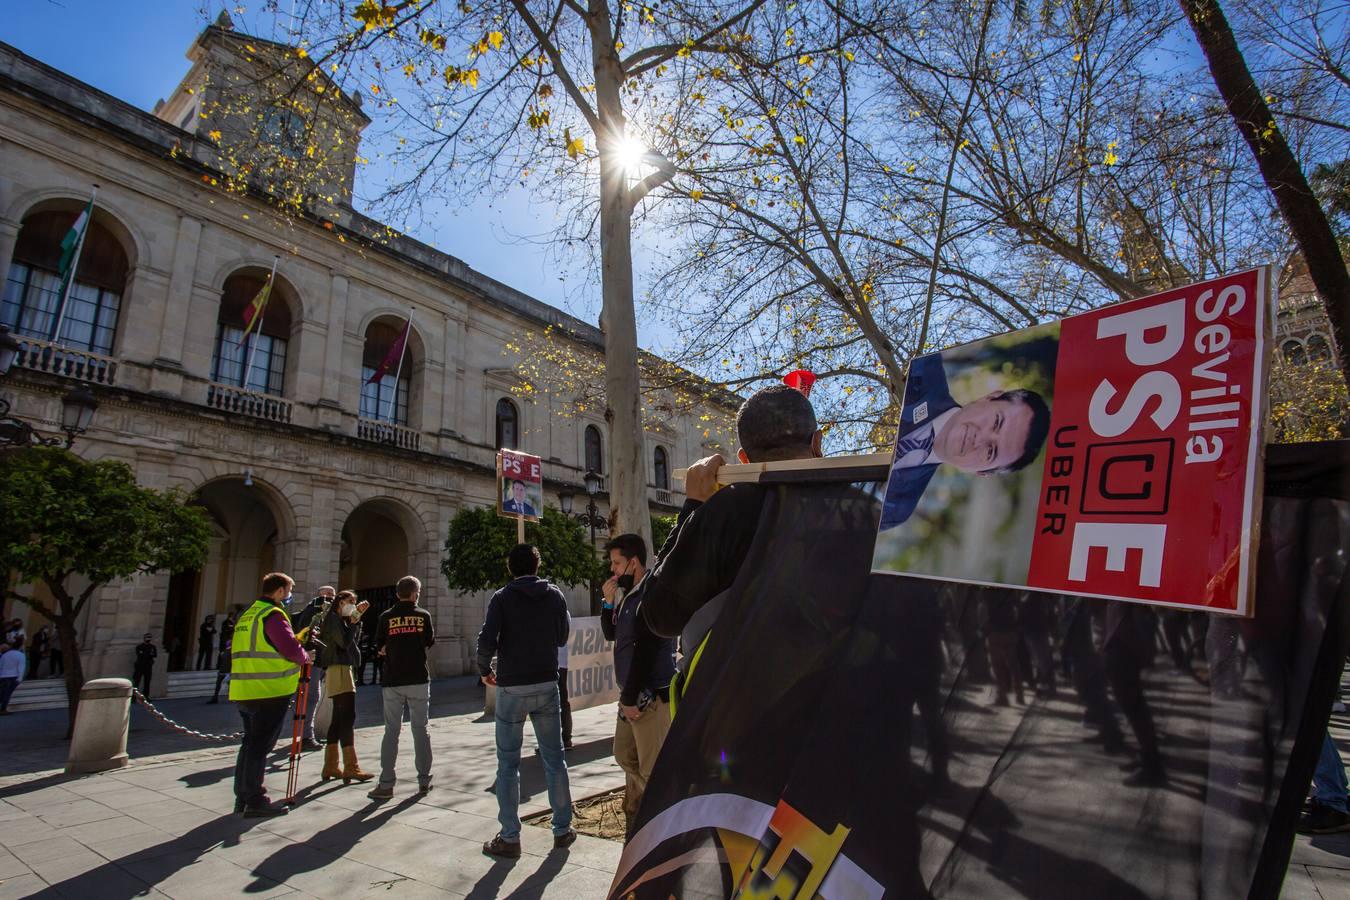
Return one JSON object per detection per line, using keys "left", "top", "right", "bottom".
{"left": 342, "top": 746, "right": 374, "bottom": 784}
{"left": 321, "top": 744, "right": 341, "bottom": 782}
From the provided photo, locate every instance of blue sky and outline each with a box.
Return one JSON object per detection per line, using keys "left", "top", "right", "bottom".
{"left": 2, "top": 1, "right": 664, "bottom": 347}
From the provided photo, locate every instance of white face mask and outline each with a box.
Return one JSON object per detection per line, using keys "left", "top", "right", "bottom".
{"left": 339, "top": 604, "right": 355, "bottom": 617}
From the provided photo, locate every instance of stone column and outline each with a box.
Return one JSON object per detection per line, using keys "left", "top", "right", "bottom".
{"left": 319, "top": 273, "right": 349, "bottom": 409}
{"left": 153, "top": 213, "right": 202, "bottom": 377}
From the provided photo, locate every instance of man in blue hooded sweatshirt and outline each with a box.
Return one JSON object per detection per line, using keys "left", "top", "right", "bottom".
{"left": 477, "top": 543, "right": 575, "bottom": 858}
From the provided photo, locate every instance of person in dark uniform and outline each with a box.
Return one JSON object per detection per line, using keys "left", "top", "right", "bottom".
{"left": 196, "top": 615, "right": 217, "bottom": 670}
{"left": 132, "top": 633, "right": 157, "bottom": 696}
{"left": 208, "top": 613, "right": 235, "bottom": 704}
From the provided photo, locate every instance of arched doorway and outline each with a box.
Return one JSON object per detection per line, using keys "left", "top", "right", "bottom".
{"left": 164, "top": 477, "right": 287, "bottom": 671}
{"left": 340, "top": 499, "right": 414, "bottom": 621}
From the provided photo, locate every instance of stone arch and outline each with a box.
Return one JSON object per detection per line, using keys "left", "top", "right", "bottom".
{"left": 6, "top": 189, "right": 146, "bottom": 272}
{"left": 355, "top": 307, "right": 431, "bottom": 364}
{"left": 207, "top": 258, "right": 306, "bottom": 324}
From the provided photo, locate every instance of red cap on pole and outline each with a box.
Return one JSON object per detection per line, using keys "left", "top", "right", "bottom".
{"left": 783, "top": 369, "right": 816, "bottom": 398}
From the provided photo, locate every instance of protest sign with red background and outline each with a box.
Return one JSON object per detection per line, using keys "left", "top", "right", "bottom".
{"left": 497, "top": 448, "right": 544, "bottom": 523}
{"left": 1025, "top": 267, "right": 1271, "bottom": 615}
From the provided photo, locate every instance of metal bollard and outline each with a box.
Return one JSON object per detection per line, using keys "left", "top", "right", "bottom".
{"left": 65, "top": 677, "right": 132, "bottom": 774}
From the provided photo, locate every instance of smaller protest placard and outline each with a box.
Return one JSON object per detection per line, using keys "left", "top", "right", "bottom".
{"left": 872, "top": 267, "right": 1273, "bottom": 616}
{"left": 497, "top": 449, "right": 543, "bottom": 523}
{"left": 565, "top": 615, "right": 619, "bottom": 711}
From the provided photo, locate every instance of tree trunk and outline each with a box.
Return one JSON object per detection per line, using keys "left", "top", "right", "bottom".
{"left": 1179, "top": 0, "right": 1350, "bottom": 384}
{"left": 55, "top": 617, "right": 83, "bottom": 739}
{"left": 590, "top": 11, "right": 653, "bottom": 553}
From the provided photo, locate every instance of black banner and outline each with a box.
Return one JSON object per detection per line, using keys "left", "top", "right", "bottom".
{"left": 611, "top": 441, "right": 1350, "bottom": 899}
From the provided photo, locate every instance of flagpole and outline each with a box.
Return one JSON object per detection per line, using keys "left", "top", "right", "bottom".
{"left": 383, "top": 306, "right": 414, "bottom": 423}
{"left": 50, "top": 184, "right": 99, "bottom": 345}
{"left": 242, "top": 256, "right": 279, "bottom": 392}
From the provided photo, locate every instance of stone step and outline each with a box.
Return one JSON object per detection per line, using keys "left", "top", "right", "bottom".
{"left": 6, "top": 670, "right": 226, "bottom": 711}
{"left": 7, "top": 678, "right": 70, "bottom": 711}
{"left": 164, "top": 670, "right": 221, "bottom": 699}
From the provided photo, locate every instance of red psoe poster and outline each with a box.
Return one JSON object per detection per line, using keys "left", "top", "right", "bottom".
{"left": 497, "top": 448, "right": 544, "bottom": 523}
{"left": 872, "top": 267, "right": 1273, "bottom": 616}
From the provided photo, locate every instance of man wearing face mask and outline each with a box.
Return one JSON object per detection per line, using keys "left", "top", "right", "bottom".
{"left": 230, "top": 572, "right": 313, "bottom": 818}
{"left": 600, "top": 533, "right": 675, "bottom": 837}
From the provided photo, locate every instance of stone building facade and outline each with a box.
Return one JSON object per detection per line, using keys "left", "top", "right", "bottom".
{"left": 0, "top": 25, "right": 736, "bottom": 691}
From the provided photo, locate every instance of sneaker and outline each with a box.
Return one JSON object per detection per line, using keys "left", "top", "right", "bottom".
{"left": 483, "top": 834, "right": 522, "bottom": 859}
{"left": 418, "top": 779, "right": 434, "bottom": 795}
{"left": 301, "top": 738, "right": 322, "bottom": 752}
{"left": 1300, "top": 802, "right": 1350, "bottom": 834}
{"left": 553, "top": 829, "right": 577, "bottom": 850}
{"left": 368, "top": 784, "right": 395, "bottom": 800}
{"left": 242, "top": 802, "right": 288, "bottom": 818}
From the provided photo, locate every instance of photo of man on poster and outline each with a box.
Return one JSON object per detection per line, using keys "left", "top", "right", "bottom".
{"left": 880, "top": 353, "right": 1053, "bottom": 530}
{"left": 502, "top": 479, "right": 541, "bottom": 518}
{"left": 874, "top": 323, "right": 1059, "bottom": 585}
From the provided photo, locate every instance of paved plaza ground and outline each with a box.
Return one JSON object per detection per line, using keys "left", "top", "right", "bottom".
{"left": 0, "top": 674, "right": 1347, "bottom": 898}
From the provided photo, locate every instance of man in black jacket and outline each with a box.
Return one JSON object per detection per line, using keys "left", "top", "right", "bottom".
{"left": 628, "top": 385, "right": 824, "bottom": 698}
{"left": 132, "top": 633, "right": 157, "bottom": 697}
{"left": 369, "top": 576, "right": 435, "bottom": 800}
{"left": 477, "top": 544, "right": 575, "bottom": 858}
{"left": 601, "top": 533, "right": 676, "bottom": 836}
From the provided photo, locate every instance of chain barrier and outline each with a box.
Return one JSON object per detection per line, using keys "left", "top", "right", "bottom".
{"left": 131, "top": 688, "right": 242, "bottom": 742}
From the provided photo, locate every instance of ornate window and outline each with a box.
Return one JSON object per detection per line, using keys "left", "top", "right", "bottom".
{"left": 496, "top": 398, "right": 519, "bottom": 450}
{"left": 654, "top": 446, "right": 670, "bottom": 491}
{"left": 585, "top": 424, "right": 604, "bottom": 474}
{"left": 1307, "top": 334, "right": 1332, "bottom": 362}
{"left": 1281, "top": 339, "right": 1306, "bottom": 366}
{"left": 360, "top": 319, "right": 413, "bottom": 425}
{"left": 2, "top": 208, "right": 127, "bottom": 354}
{"left": 210, "top": 271, "right": 291, "bottom": 396}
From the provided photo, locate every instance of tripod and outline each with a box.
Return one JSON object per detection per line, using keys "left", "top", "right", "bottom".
{"left": 284, "top": 662, "right": 312, "bottom": 805}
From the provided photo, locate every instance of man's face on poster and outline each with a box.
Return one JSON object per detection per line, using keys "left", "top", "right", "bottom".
{"left": 935, "top": 392, "right": 1036, "bottom": 474}
{"left": 512, "top": 481, "right": 526, "bottom": 504}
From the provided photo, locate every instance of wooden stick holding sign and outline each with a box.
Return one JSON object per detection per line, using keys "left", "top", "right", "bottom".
{"left": 672, "top": 452, "right": 892, "bottom": 485}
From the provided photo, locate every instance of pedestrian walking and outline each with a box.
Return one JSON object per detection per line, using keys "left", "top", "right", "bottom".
{"left": 208, "top": 636, "right": 231, "bottom": 704}
{"left": 27, "top": 625, "right": 48, "bottom": 680}
{"left": 230, "top": 572, "right": 311, "bottom": 818}
{"left": 477, "top": 544, "right": 574, "bottom": 858}
{"left": 49, "top": 628, "right": 66, "bottom": 677}
{"left": 293, "top": 586, "right": 335, "bottom": 751}
{"left": 369, "top": 576, "right": 435, "bottom": 799}
{"left": 196, "top": 615, "right": 217, "bottom": 670}
{"left": 318, "top": 590, "right": 374, "bottom": 784}
{"left": 132, "top": 633, "right": 157, "bottom": 697}
{"left": 0, "top": 642, "right": 24, "bottom": 714}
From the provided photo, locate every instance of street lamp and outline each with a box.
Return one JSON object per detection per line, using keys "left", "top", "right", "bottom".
{"left": 0, "top": 344, "right": 99, "bottom": 449}
{"left": 558, "top": 470, "right": 608, "bottom": 614}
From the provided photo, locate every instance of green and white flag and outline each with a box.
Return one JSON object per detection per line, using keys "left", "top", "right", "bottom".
{"left": 50, "top": 189, "right": 96, "bottom": 344}
{"left": 57, "top": 199, "right": 92, "bottom": 288}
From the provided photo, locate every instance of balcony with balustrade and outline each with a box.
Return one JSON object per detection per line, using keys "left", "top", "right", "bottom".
{"left": 356, "top": 417, "right": 421, "bottom": 451}
{"left": 205, "top": 382, "right": 293, "bottom": 424}
{"left": 11, "top": 334, "right": 117, "bottom": 386}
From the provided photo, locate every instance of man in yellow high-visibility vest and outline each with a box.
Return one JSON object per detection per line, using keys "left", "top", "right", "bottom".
{"left": 230, "top": 572, "right": 312, "bottom": 818}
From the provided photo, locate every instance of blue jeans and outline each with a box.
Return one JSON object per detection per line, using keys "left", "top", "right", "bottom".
{"left": 495, "top": 681, "right": 572, "bottom": 840}
{"left": 1314, "top": 732, "right": 1348, "bottom": 813}
{"left": 379, "top": 682, "right": 432, "bottom": 788}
